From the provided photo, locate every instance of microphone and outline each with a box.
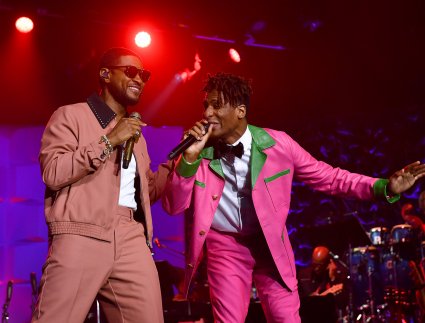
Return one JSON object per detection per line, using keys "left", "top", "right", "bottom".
{"left": 123, "top": 112, "right": 141, "bottom": 169}
{"left": 168, "top": 123, "right": 209, "bottom": 160}
{"left": 329, "top": 251, "right": 349, "bottom": 270}
{"left": 30, "top": 272, "right": 37, "bottom": 296}
{"left": 6, "top": 280, "right": 13, "bottom": 303}
{"left": 329, "top": 251, "right": 339, "bottom": 260}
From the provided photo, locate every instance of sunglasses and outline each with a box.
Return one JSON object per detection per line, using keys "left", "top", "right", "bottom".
{"left": 107, "top": 65, "right": 151, "bottom": 82}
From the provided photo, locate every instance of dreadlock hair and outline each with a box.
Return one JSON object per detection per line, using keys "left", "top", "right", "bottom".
{"left": 98, "top": 47, "right": 141, "bottom": 86}
{"left": 202, "top": 72, "right": 253, "bottom": 112}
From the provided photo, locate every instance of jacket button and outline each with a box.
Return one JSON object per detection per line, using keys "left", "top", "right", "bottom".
{"left": 199, "top": 230, "right": 206, "bottom": 236}
{"left": 212, "top": 195, "right": 218, "bottom": 200}
{"left": 187, "top": 263, "right": 194, "bottom": 268}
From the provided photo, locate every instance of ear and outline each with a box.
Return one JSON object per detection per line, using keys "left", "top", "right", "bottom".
{"left": 236, "top": 104, "right": 247, "bottom": 119}
{"left": 100, "top": 68, "right": 110, "bottom": 81}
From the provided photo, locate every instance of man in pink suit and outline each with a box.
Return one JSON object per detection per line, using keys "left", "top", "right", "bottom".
{"left": 162, "top": 72, "right": 425, "bottom": 322}
{"left": 33, "top": 48, "right": 170, "bottom": 322}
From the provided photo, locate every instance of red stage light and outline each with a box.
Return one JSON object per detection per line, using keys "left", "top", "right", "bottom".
{"left": 135, "top": 31, "right": 151, "bottom": 48}
{"left": 229, "top": 48, "right": 241, "bottom": 63}
{"left": 15, "top": 17, "right": 34, "bottom": 33}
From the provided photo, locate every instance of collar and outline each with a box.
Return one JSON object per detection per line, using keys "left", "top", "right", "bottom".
{"left": 200, "top": 124, "right": 275, "bottom": 160}
{"left": 86, "top": 92, "right": 117, "bottom": 129}
{"left": 233, "top": 126, "right": 252, "bottom": 154}
{"left": 248, "top": 124, "right": 275, "bottom": 150}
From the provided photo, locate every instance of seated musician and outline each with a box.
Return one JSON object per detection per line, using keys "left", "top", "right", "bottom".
{"left": 297, "top": 246, "right": 349, "bottom": 322}
{"left": 298, "top": 246, "right": 345, "bottom": 296}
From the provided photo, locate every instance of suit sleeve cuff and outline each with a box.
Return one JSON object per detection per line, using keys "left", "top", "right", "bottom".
{"left": 373, "top": 178, "right": 400, "bottom": 203}
{"left": 175, "top": 155, "right": 201, "bottom": 178}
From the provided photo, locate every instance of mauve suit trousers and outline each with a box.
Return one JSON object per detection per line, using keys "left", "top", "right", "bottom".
{"left": 32, "top": 206, "right": 164, "bottom": 323}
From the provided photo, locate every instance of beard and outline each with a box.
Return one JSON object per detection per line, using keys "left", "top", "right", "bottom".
{"left": 110, "top": 86, "right": 140, "bottom": 106}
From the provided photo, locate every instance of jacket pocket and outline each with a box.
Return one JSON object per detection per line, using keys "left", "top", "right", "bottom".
{"left": 264, "top": 169, "right": 290, "bottom": 211}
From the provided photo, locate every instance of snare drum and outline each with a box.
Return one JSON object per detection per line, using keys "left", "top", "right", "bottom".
{"left": 390, "top": 224, "right": 413, "bottom": 245}
{"left": 370, "top": 227, "right": 389, "bottom": 246}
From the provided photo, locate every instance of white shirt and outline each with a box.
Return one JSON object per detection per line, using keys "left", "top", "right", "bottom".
{"left": 211, "top": 127, "right": 261, "bottom": 235}
{"left": 118, "top": 152, "right": 138, "bottom": 210}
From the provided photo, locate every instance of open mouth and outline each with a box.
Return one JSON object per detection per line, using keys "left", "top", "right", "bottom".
{"left": 128, "top": 86, "right": 141, "bottom": 95}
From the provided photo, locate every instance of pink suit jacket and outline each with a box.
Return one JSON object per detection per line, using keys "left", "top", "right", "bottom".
{"left": 162, "top": 125, "right": 390, "bottom": 295}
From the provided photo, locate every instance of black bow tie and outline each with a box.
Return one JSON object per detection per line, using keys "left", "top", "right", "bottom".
{"left": 215, "top": 141, "right": 244, "bottom": 162}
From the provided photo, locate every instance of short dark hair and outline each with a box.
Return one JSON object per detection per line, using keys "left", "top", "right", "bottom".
{"left": 202, "top": 72, "right": 253, "bottom": 111}
{"left": 98, "top": 47, "right": 141, "bottom": 87}
{"left": 99, "top": 47, "right": 140, "bottom": 69}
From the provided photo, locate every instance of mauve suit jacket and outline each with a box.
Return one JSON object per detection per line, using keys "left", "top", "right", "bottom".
{"left": 162, "top": 124, "right": 391, "bottom": 295}
{"left": 40, "top": 94, "right": 171, "bottom": 244}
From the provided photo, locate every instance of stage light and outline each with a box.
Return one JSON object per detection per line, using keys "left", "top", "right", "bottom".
{"left": 174, "top": 53, "right": 202, "bottom": 83}
{"left": 176, "top": 71, "right": 189, "bottom": 83}
{"left": 229, "top": 48, "right": 241, "bottom": 63}
{"left": 135, "top": 31, "right": 151, "bottom": 48}
{"left": 15, "top": 17, "right": 34, "bottom": 33}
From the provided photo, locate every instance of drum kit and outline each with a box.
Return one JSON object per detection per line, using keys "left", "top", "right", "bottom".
{"left": 349, "top": 223, "right": 421, "bottom": 322}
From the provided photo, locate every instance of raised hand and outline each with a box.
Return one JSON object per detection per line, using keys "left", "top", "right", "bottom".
{"left": 182, "top": 120, "right": 211, "bottom": 163}
{"left": 387, "top": 161, "right": 425, "bottom": 195}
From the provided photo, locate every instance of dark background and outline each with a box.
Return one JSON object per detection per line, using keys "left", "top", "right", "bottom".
{"left": 1, "top": 0, "right": 424, "bottom": 130}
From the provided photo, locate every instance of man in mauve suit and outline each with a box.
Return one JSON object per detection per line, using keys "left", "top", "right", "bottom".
{"left": 34, "top": 47, "right": 170, "bottom": 323}
{"left": 162, "top": 72, "right": 425, "bottom": 323}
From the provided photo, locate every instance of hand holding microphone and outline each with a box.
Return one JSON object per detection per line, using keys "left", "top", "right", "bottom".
{"left": 105, "top": 112, "right": 145, "bottom": 168}
{"left": 168, "top": 120, "right": 210, "bottom": 161}
{"left": 123, "top": 112, "right": 142, "bottom": 169}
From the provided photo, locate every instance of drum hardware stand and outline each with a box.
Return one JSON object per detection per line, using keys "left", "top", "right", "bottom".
{"left": 387, "top": 246, "right": 410, "bottom": 323}
{"left": 365, "top": 264, "right": 378, "bottom": 322}
{"left": 2, "top": 281, "right": 13, "bottom": 323}
{"left": 347, "top": 244, "right": 355, "bottom": 323}
{"left": 355, "top": 249, "right": 381, "bottom": 323}
{"left": 30, "top": 272, "right": 37, "bottom": 313}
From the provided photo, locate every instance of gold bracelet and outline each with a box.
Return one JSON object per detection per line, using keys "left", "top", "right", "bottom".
{"left": 99, "top": 135, "right": 113, "bottom": 158}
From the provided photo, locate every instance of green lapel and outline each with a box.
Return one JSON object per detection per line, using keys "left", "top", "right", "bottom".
{"left": 198, "top": 125, "right": 276, "bottom": 182}
{"left": 199, "top": 146, "right": 225, "bottom": 179}
{"left": 248, "top": 125, "right": 276, "bottom": 188}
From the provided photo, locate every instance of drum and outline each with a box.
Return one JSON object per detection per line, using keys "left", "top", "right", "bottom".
{"left": 381, "top": 250, "right": 415, "bottom": 306}
{"left": 390, "top": 224, "right": 418, "bottom": 261}
{"left": 350, "top": 246, "right": 380, "bottom": 274}
{"left": 390, "top": 224, "right": 413, "bottom": 245}
{"left": 350, "top": 246, "right": 383, "bottom": 308}
{"left": 369, "top": 227, "right": 389, "bottom": 246}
